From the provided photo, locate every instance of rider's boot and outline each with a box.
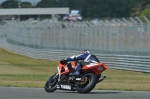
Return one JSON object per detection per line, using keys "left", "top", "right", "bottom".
{"left": 73, "top": 65, "right": 81, "bottom": 76}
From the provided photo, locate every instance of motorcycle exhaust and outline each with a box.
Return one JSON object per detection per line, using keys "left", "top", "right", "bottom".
{"left": 97, "top": 76, "right": 106, "bottom": 83}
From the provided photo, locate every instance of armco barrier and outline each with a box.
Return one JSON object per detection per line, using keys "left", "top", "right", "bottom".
{"left": 0, "top": 38, "right": 150, "bottom": 73}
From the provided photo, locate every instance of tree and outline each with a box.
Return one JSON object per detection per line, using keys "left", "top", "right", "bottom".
{"left": 24, "top": 0, "right": 150, "bottom": 18}
{"left": 21, "top": 2, "right": 33, "bottom": 8}
{"left": 140, "top": 4, "right": 150, "bottom": 20}
{"left": 36, "top": 0, "right": 57, "bottom": 8}
{"left": 131, "top": 4, "right": 143, "bottom": 17}
{"left": 1, "top": 0, "right": 18, "bottom": 8}
{"left": 0, "top": 0, "right": 33, "bottom": 8}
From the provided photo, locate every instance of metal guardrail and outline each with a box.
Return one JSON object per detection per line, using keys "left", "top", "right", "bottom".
{"left": 0, "top": 38, "right": 150, "bottom": 73}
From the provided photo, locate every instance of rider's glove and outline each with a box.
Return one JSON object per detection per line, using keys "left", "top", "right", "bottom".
{"left": 60, "top": 59, "right": 68, "bottom": 65}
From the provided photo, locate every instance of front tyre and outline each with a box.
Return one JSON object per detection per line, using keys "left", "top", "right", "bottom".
{"left": 45, "top": 73, "right": 58, "bottom": 92}
{"left": 76, "top": 73, "right": 97, "bottom": 94}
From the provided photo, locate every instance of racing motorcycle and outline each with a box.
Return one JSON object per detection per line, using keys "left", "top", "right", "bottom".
{"left": 45, "top": 60, "right": 108, "bottom": 94}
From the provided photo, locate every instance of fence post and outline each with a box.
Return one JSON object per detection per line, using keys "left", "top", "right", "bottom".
{"left": 122, "top": 18, "right": 130, "bottom": 53}
{"left": 43, "top": 23, "right": 48, "bottom": 47}
{"left": 135, "top": 17, "right": 143, "bottom": 54}
{"left": 117, "top": 19, "right": 125, "bottom": 53}
{"left": 112, "top": 20, "right": 119, "bottom": 52}
{"left": 142, "top": 16, "right": 150, "bottom": 55}
{"left": 82, "top": 21, "right": 89, "bottom": 50}
{"left": 105, "top": 20, "right": 112, "bottom": 52}
{"left": 96, "top": 20, "right": 103, "bottom": 51}
{"left": 100, "top": 20, "right": 107, "bottom": 51}
{"left": 77, "top": 21, "right": 83, "bottom": 49}
{"left": 130, "top": 17, "right": 137, "bottom": 54}
{"left": 22, "top": 22, "right": 27, "bottom": 47}
{"left": 48, "top": 22, "right": 53, "bottom": 49}
{"left": 85, "top": 21, "right": 94, "bottom": 50}
{"left": 5, "top": 21, "right": 10, "bottom": 40}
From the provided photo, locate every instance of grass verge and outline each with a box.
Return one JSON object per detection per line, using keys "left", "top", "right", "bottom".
{"left": 0, "top": 48, "right": 150, "bottom": 91}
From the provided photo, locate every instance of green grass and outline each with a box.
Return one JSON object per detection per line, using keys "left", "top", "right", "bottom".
{"left": 0, "top": 48, "right": 150, "bottom": 91}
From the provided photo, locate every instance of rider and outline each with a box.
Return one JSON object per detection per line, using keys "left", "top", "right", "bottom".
{"left": 60, "top": 50, "right": 100, "bottom": 76}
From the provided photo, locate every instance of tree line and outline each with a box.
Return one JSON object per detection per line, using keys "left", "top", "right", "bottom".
{"left": 0, "top": 0, "right": 150, "bottom": 19}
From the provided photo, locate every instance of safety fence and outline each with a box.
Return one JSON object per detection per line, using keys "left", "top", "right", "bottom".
{"left": 0, "top": 16, "right": 150, "bottom": 73}
{"left": 5, "top": 16, "right": 150, "bottom": 56}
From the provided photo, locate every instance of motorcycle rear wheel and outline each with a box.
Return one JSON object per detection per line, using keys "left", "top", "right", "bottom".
{"left": 45, "top": 73, "right": 58, "bottom": 92}
{"left": 76, "top": 73, "right": 97, "bottom": 94}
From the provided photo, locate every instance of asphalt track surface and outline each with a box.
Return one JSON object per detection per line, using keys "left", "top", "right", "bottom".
{"left": 0, "top": 87, "right": 150, "bottom": 99}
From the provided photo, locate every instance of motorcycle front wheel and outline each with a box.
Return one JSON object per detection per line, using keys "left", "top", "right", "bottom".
{"left": 45, "top": 73, "right": 58, "bottom": 92}
{"left": 76, "top": 73, "right": 97, "bottom": 94}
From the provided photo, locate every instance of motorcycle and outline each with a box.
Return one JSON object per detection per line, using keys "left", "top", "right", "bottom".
{"left": 45, "top": 60, "right": 108, "bottom": 93}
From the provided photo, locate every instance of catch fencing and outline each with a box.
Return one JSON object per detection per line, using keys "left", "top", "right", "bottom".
{"left": 0, "top": 16, "right": 150, "bottom": 73}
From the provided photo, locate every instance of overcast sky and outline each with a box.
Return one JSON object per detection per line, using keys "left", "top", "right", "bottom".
{"left": 0, "top": 0, "right": 41, "bottom": 5}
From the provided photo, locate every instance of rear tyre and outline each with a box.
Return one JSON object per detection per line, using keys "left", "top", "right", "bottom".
{"left": 45, "top": 73, "right": 58, "bottom": 92}
{"left": 76, "top": 73, "right": 97, "bottom": 94}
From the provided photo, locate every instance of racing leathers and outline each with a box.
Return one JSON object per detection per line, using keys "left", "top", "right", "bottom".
{"left": 66, "top": 53, "right": 100, "bottom": 76}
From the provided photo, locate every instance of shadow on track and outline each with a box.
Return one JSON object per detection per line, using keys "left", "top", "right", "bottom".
{"left": 89, "top": 91, "right": 121, "bottom": 94}
{"left": 54, "top": 90, "right": 121, "bottom": 94}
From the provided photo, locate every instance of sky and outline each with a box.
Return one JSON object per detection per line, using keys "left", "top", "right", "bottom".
{"left": 0, "top": 0, "right": 41, "bottom": 5}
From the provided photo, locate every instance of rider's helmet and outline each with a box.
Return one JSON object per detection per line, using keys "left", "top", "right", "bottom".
{"left": 82, "top": 50, "right": 91, "bottom": 54}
